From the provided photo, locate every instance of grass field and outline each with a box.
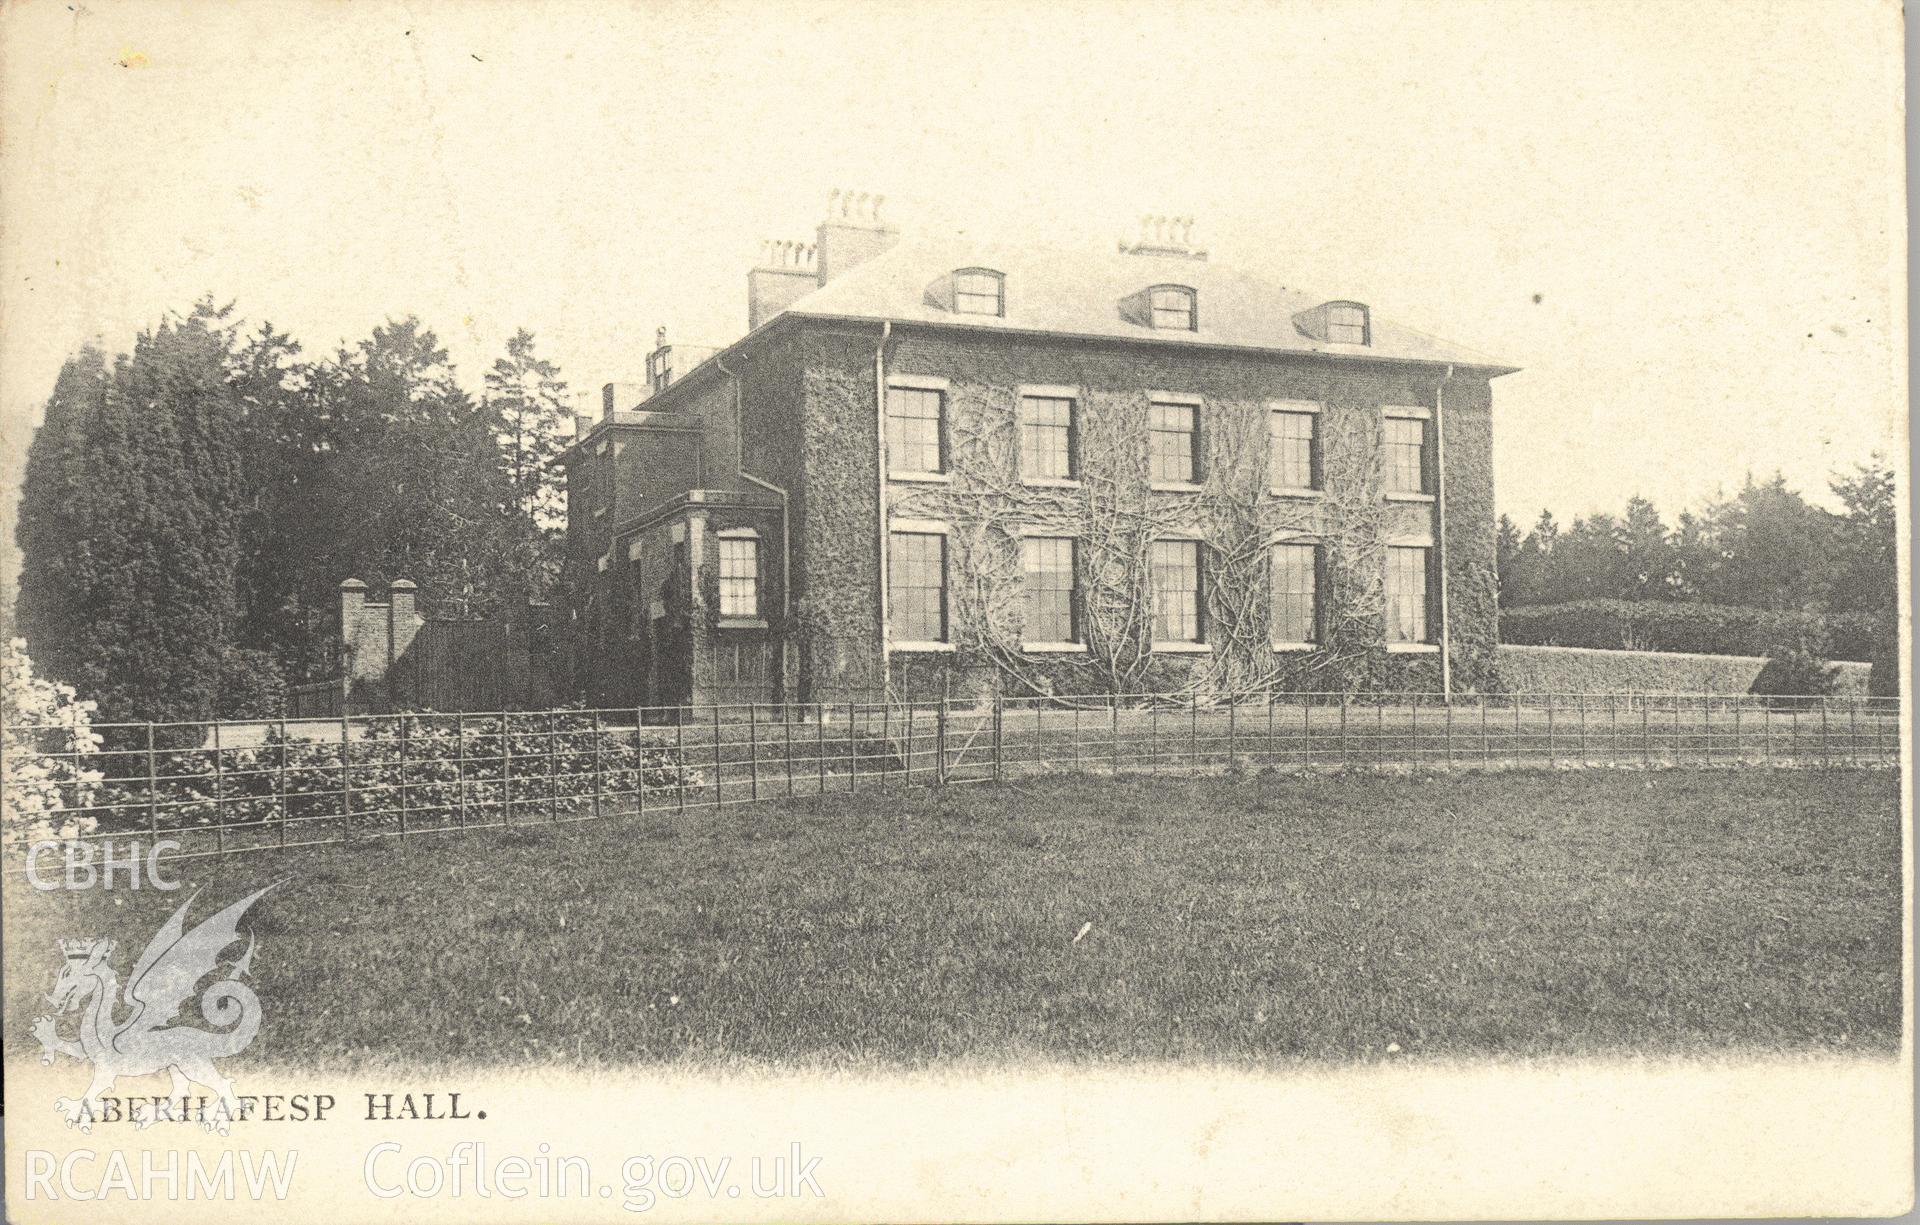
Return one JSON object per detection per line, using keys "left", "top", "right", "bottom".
{"left": 5, "top": 768, "right": 1901, "bottom": 1072}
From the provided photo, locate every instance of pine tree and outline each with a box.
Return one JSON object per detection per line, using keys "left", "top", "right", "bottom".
{"left": 1619, "top": 495, "right": 1677, "bottom": 600}
{"left": 484, "top": 328, "right": 572, "bottom": 603}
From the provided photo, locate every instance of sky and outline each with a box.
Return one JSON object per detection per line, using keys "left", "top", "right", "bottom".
{"left": 0, "top": 0, "right": 1905, "bottom": 596}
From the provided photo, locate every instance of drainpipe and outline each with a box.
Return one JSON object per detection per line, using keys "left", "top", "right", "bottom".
{"left": 717, "top": 352, "right": 793, "bottom": 701}
{"left": 1434, "top": 363, "right": 1455, "bottom": 701}
{"left": 874, "top": 322, "right": 894, "bottom": 679}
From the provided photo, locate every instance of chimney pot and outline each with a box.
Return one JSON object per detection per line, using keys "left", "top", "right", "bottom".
{"left": 1122, "top": 212, "right": 1208, "bottom": 261}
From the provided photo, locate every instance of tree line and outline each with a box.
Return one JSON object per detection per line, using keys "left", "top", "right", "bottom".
{"left": 1496, "top": 464, "right": 1896, "bottom": 619}
{"left": 13, "top": 300, "right": 575, "bottom": 724}
{"left": 11, "top": 299, "right": 1900, "bottom": 723}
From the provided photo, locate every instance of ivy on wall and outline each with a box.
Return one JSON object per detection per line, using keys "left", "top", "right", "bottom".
{"left": 890, "top": 388, "right": 1401, "bottom": 700}
{"left": 778, "top": 330, "right": 1500, "bottom": 704}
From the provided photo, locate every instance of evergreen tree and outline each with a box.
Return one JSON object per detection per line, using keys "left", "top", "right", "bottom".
{"left": 484, "top": 328, "right": 572, "bottom": 603}
{"left": 1499, "top": 510, "right": 1559, "bottom": 606}
{"left": 293, "top": 318, "right": 516, "bottom": 620}
{"left": 14, "top": 347, "right": 113, "bottom": 701}
{"left": 14, "top": 307, "right": 251, "bottom": 722}
{"left": 1619, "top": 496, "right": 1678, "bottom": 600}
{"left": 1553, "top": 513, "right": 1629, "bottom": 601}
{"left": 1687, "top": 474, "right": 1840, "bottom": 610}
{"left": 1495, "top": 514, "right": 1523, "bottom": 606}
{"left": 228, "top": 319, "right": 327, "bottom": 676}
{"left": 1828, "top": 456, "right": 1899, "bottom": 695}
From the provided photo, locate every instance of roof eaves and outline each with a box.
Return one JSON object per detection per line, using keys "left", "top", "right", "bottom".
{"left": 781, "top": 310, "right": 1521, "bottom": 376}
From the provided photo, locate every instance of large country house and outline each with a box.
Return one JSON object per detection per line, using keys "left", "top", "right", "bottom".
{"left": 558, "top": 194, "right": 1517, "bottom": 708}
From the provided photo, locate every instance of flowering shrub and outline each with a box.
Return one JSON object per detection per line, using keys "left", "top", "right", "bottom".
{"left": 86, "top": 711, "right": 707, "bottom": 837}
{"left": 2, "top": 638, "right": 103, "bottom": 842}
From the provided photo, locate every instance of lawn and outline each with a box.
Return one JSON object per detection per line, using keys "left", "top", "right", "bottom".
{"left": 4, "top": 768, "right": 1902, "bottom": 1072}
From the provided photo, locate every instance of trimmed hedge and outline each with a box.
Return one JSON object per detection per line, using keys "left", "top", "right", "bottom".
{"left": 1499, "top": 600, "right": 1879, "bottom": 662}
{"left": 1494, "top": 644, "right": 1871, "bottom": 696}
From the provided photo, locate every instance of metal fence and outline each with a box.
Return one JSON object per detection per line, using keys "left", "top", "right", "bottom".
{"left": 2, "top": 691, "right": 1900, "bottom": 868}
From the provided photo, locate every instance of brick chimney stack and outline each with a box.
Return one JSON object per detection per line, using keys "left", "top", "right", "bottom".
{"left": 815, "top": 188, "right": 899, "bottom": 283}
{"left": 748, "top": 239, "right": 819, "bottom": 330}
{"left": 747, "top": 191, "right": 898, "bottom": 331}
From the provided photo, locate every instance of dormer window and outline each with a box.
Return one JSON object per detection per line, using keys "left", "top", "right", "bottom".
{"left": 953, "top": 269, "right": 1005, "bottom": 316}
{"left": 1149, "top": 285, "right": 1197, "bottom": 331}
{"left": 1327, "top": 302, "right": 1369, "bottom": 345}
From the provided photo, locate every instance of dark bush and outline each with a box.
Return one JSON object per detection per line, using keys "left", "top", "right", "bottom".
{"left": 215, "top": 648, "right": 288, "bottom": 721}
{"left": 1867, "top": 616, "right": 1900, "bottom": 699}
{"left": 1749, "top": 623, "right": 1838, "bottom": 708}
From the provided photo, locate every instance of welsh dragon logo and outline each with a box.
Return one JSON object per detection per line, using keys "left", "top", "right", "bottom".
{"left": 32, "top": 885, "right": 276, "bottom": 1135}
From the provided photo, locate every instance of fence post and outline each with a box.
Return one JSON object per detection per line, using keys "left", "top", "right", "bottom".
{"left": 504, "top": 713, "right": 515, "bottom": 824}
{"left": 1545, "top": 693, "right": 1554, "bottom": 767}
{"left": 146, "top": 722, "right": 159, "bottom": 837}
{"left": 1642, "top": 699, "right": 1651, "bottom": 768}
{"left": 848, "top": 701, "right": 858, "bottom": 793}
{"left": 1849, "top": 698, "right": 1859, "bottom": 766}
{"left": 1110, "top": 694, "right": 1120, "bottom": 776}
{"left": 1732, "top": 700, "right": 1741, "bottom": 767}
{"left": 1190, "top": 695, "right": 1199, "bottom": 773}
{"left": 340, "top": 709, "right": 354, "bottom": 833}
{"left": 1480, "top": 696, "right": 1489, "bottom": 769}
{"left": 1267, "top": 695, "right": 1276, "bottom": 766}
{"left": 398, "top": 716, "right": 410, "bottom": 838}
{"left": 1071, "top": 702, "right": 1083, "bottom": 774}
{"left": 637, "top": 707, "right": 648, "bottom": 818}
{"left": 712, "top": 706, "right": 724, "bottom": 808}
{"left": 816, "top": 703, "right": 827, "bottom": 796}
{"left": 1820, "top": 699, "right": 1831, "bottom": 767}
{"left": 1339, "top": 696, "right": 1349, "bottom": 768}
{"left": 1609, "top": 696, "right": 1619, "bottom": 766}
{"left": 748, "top": 703, "right": 759, "bottom": 802}
{"left": 1577, "top": 694, "right": 1587, "bottom": 766}
{"left": 591, "top": 710, "right": 604, "bottom": 820}
{"left": 1377, "top": 701, "right": 1386, "bottom": 770}
{"left": 1702, "top": 694, "right": 1711, "bottom": 766}
{"left": 993, "top": 695, "right": 1004, "bottom": 782}
{"left": 548, "top": 711, "right": 560, "bottom": 823}
{"left": 212, "top": 720, "right": 226, "bottom": 857}
{"left": 683, "top": 714, "right": 698, "bottom": 821}
{"left": 456, "top": 713, "right": 468, "bottom": 828}
{"left": 277, "top": 716, "right": 289, "bottom": 847}
{"left": 785, "top": 703, "right": 795, "bottom": 798}
{"left": 1444, "top": 698, "right": 1453, "bottom": 769}
{"left": 905, "top": 701, "right": 915, "bottom": 787}
{"left": 1151, "top": 703, "right": 1161, "bottom": 775}
{"left": 1303, "top": 696, "right": 1313, "bottom": 770}
{"left": 1410, "top": 693, "right": 1419, "bottom": 768}
{"left": 936, "top": 695, "right": 949, "bottom": 785}
{"left": 1227, "top": 699, "right": 1237, "bottom": 771}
